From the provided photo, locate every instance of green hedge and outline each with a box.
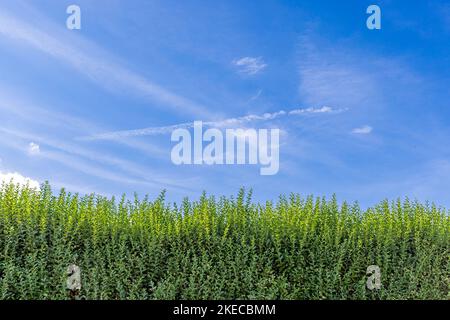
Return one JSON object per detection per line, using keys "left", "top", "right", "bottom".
{"left": 0, "top": 183, "right": 448, "bottom": 300}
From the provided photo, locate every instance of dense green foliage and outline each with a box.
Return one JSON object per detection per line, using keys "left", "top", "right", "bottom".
{"left": 0, "top": 183, "right": 448, "bottom": 300}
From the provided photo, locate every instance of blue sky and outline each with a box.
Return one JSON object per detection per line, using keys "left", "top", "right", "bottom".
{"left": 0, "top": 0, "right": 449, "bottom": 207}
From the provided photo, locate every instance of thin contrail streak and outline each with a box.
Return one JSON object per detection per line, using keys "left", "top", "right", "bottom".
{"left": 78, "top": 106, "right": 345, "bottom": 141}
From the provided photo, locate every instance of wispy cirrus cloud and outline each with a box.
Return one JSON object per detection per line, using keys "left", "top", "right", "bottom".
{"left": 0, "top": 127, "right": 193, "bottom": 192}
{"left": 0, "top": 84, "right": 196, "bottom": 194}
{"left": 0, "top": 87, "right": 167, "bottom": 159}
{"left": 79, "top": 106, "right": 344, "bottom": 141}
{"left": 249, "top": 89, "right": 263, "bottom": 101}
{"left": 233, "top": 57, "right": 267, "bottom": 75}
{"left": 297, "top": 32, "right": 424, "bottom": 113}
{"left": 0, "top": 9, "right": 213, "bottom": 118}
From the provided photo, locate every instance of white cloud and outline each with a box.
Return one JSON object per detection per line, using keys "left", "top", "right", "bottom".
{"left": 233, "top": 57, "right": 267, "bottom": 75}
{"left": 28, "top": 142, "right": 40, "bottom": 155}
{"left": 0, "top": 171, "right": 40, "bottom": 190}
{"left": 352, "top": 125, "right": 373, "bottom": 134}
